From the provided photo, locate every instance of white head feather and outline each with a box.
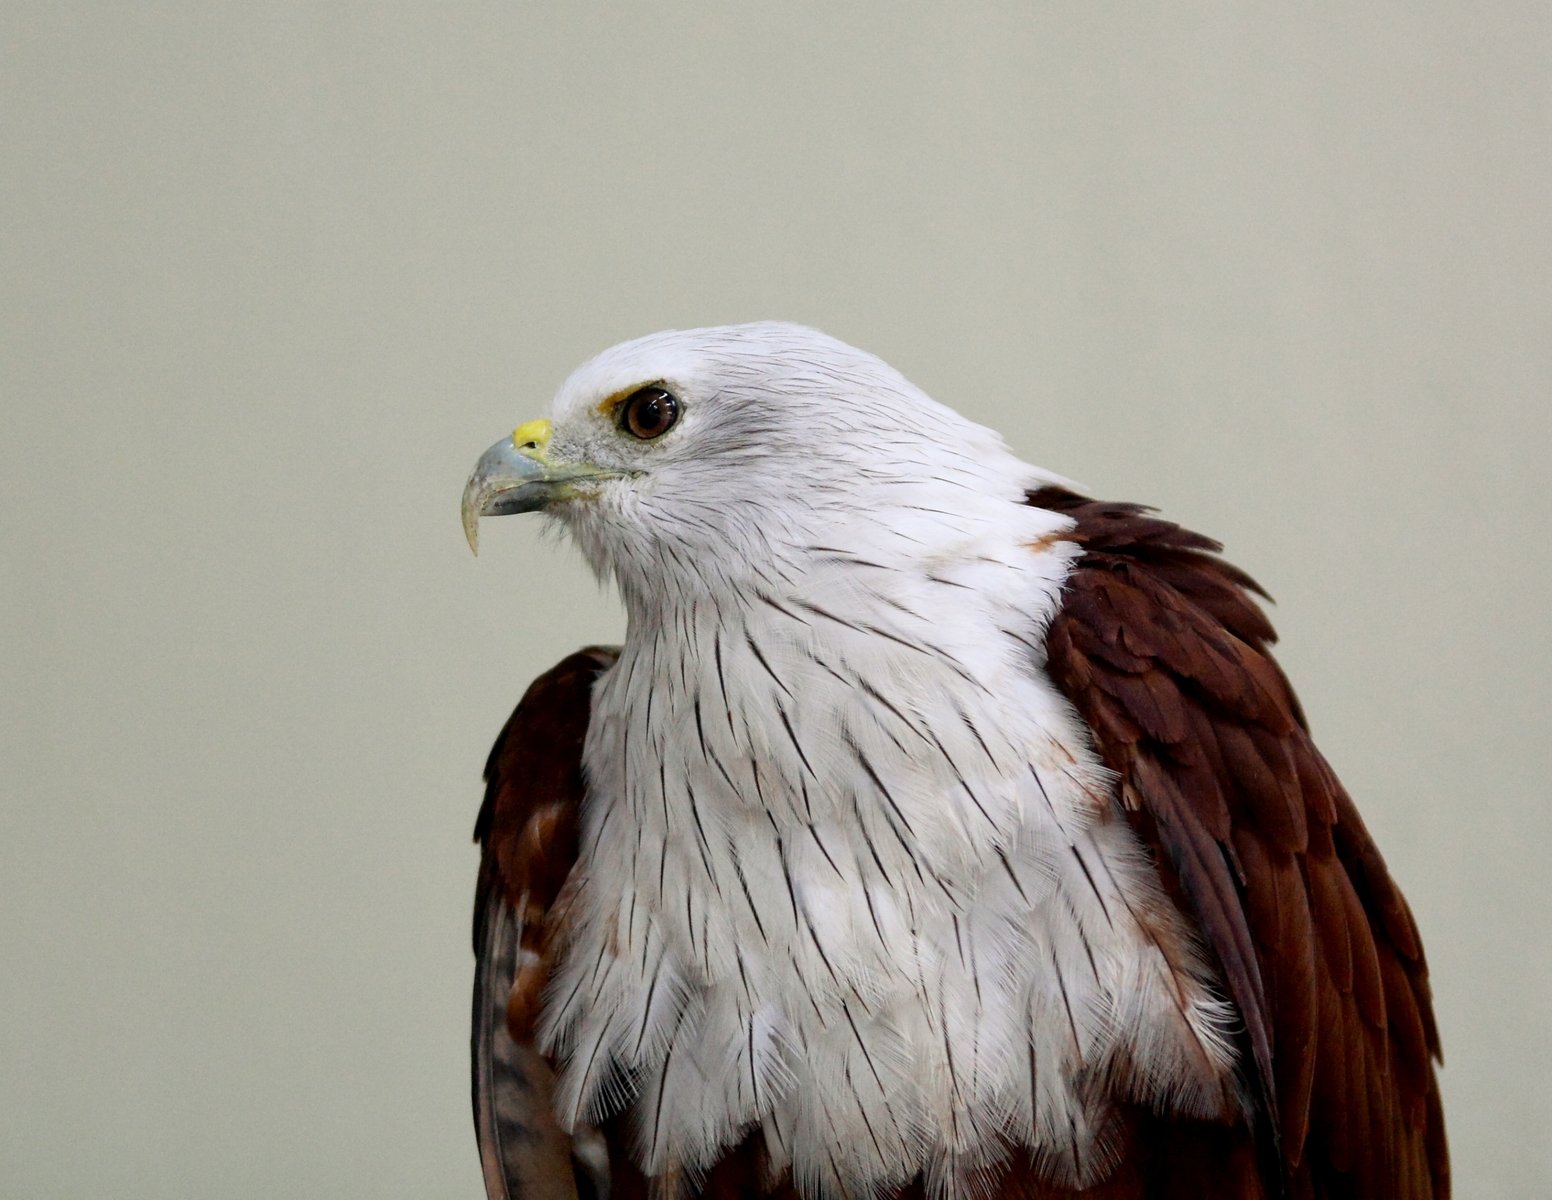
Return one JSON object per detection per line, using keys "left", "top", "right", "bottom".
{"left": 521, "top": 323, "right": 1237, "bottom": 1199}
{"left": 537, "top": 322, "right": 1062, "bottom": 618}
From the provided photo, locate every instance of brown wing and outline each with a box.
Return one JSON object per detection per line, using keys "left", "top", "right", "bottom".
{"left": 472, "top": 647, "right": 618, "bottom": 1200}
{"left": 1030, "top": 486, "right": 1448, "bottom": 1199}
{"left": 470, "top": 498, "right": 1447, "bottom": 1200}
{"left": 472, "top": 647, "right": 801, "bottom": 1200}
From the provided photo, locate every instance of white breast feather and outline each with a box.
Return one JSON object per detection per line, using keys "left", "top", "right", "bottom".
{"left": 539, "top": 496, "right": 1239, "bottom": 1199}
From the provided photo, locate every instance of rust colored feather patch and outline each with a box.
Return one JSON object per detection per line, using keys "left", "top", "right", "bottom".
{"left": 1030, "top": 485, "right": 1447, "bottom": 1198}
{"left": 472, "top": 647, "right": 618, "bottom": 1200}
{"left": 467, "top": 498, "right": 1446, "bottom": 1200}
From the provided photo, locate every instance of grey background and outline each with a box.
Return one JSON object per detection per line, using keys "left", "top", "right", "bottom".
{"left": 4, "top": 4, "right": 1548, "bottom": 1197}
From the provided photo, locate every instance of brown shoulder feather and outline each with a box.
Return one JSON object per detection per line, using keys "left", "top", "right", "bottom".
{"left": 1030, "top": 486, "right": 1448, "bottom": 1199}
{"left": 469, "top": 492, "right": 1447, "bottom": 1200}
{"left": 472, "top": 647, "right": 618, "bottom": 1200}
{"left": 472, "top": 646, "right": 806, "bottom": 1200}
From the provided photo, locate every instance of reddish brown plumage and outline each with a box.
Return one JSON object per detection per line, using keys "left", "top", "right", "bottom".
{"left": 472, "top": 647, "right": 616, "bottom": 1200}
{"left": 1032, "top": 486, "right": 1447, "bottom": 1198}
{"left": 469, "top": 495, "right": 1446, "bottom": 1199}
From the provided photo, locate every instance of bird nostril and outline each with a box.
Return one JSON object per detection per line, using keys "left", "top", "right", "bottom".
{"left": 512, "top": 418, "right": 553, "bottom": 454}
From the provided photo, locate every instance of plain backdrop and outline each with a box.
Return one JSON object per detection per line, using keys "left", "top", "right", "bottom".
{"left": 3, "top": 4, "right": 1549, "bottom": 1197}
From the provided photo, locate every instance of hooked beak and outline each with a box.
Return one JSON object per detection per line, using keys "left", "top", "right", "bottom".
{"left": 460, "top": 419, "right": 618, "bottom": 554}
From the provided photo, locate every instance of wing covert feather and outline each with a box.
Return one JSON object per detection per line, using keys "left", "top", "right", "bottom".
{"left": 466, "top": 493, "right": 1446, "bottom": 1200}
{"left": 472, "top": 647, "right": 619, "bottom": 1200}
{"left": 1030, "top": 486, "right": 1447, "bottom": 1199}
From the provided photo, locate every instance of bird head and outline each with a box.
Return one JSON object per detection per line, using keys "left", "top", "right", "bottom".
{"left": 462, "top": 322, "right": 1047, "bottom": 613}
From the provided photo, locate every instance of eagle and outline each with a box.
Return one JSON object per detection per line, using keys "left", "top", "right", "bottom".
{"left": 460, "top": 323, "right": 1446, "bottom": 1200}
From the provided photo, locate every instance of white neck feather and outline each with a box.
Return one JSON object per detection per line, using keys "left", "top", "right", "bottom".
{"left": 543, "top": 463, "right": 1238, "bottom": 1198}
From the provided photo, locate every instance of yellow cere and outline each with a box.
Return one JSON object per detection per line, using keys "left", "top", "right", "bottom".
{"left": 512, "top": 418, "right": 554, "bottom": 452}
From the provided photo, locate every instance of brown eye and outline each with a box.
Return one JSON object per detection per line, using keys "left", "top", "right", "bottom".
{"left": 619, "top": 386, "right": 680, "bottom": 440}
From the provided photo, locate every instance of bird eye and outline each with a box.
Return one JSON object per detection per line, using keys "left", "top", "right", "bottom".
{"left": 619, "top": 386, "right": 680, "bottom": 440}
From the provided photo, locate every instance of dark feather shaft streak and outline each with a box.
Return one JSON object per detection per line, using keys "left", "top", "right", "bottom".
{"left": 1032, "top": 485, "right": 1446, "bottom": 1199}
{"left": 468, "top": 490, "right": 1446, "bottom": 1200}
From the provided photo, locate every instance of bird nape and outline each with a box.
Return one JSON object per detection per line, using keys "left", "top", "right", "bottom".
{"left": 461, "top": 323, "right": 1446, "bottom": 1200}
